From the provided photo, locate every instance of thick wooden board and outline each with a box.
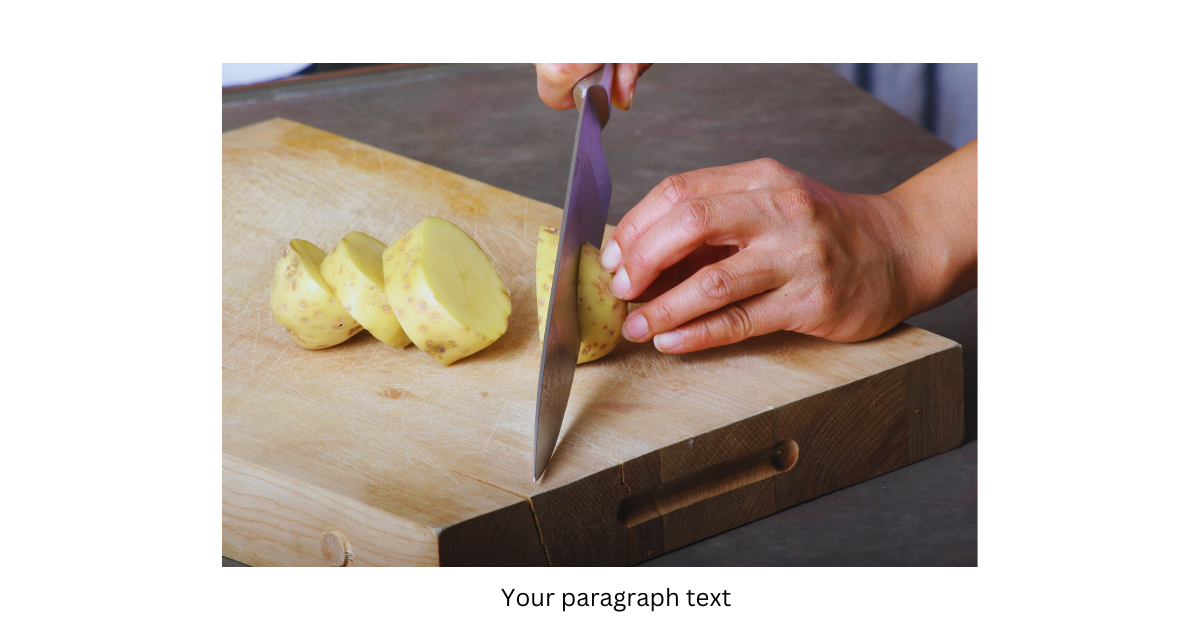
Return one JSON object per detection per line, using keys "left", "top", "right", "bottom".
{"left": 222, "top": 119, "right": 964, "bottom": 566}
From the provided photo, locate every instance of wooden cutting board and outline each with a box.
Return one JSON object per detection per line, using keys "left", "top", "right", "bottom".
{"left": 222, "top": 119, "right": 964, "bottom": 566}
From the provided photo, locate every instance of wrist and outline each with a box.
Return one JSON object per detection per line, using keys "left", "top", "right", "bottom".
{"left": 879, "top": 187, "right": 972, "bottom": 318}
{"left": 863, "top": 191, "right": 941, "bottom": 321}
{"left": 883, "top": 140, "right": 978, "bottom": 317}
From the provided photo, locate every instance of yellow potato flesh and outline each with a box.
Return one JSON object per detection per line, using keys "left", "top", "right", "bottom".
{"left": 269, "top": 239, "right": 362, "bottom": 349}
{"left": 320, "top": 232, "right": 411, "bottom": 348}
{"left": 536, "top": 225, "right": 626, "bottom": 364}
{"left": 383, "top": 217, "right": 511, "bottom": 366}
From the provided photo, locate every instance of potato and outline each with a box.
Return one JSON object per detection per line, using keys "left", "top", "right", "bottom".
{"left": 535, "top": 225, "right": 557, "bottom": 342}
{"left": 536, "top": 225, "right": 626, "bottom": 363}
{"left": 320, "top": 232, "right": 411, "bottom": 348}
{"left": 383, "top": 217, "right": 511, "bottom": 366}
{"left": 270, "top": 239, "right": 362, "bottom": 349}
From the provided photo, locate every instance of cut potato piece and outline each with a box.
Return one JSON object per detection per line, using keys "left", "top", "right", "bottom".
{"left": 535, "top": 225, "right": 558, "bottom": 342}
{"left": 320, "top": 232, "right": 411, "bottom": 348}
{"left": 270, "top": 239, "right": 362, "bottom": 349}
{"left": 383, "top": 217, "right": 511, "bottom": 366}
{"left": 536, "top": 225, "right": 626, "bottom": 364}
{"left": 576, "top": 241, "right": 627, "bottom": 362}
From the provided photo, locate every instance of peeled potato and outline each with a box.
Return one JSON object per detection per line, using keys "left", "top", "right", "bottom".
{"left": 270, "top": 239, "right": 362, "bottom": 349}
{"left": 383, "top": 217, "right": 511, "bottom": 366}
{"left": 320, "top": 232, "right": 411, "bottom": 348}
{"left": 536, "top": 225, "right": 626, "bottom": 364}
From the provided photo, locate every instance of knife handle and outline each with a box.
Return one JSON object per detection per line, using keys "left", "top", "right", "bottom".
{"left": 571, "top": 63, "right": 614, "bottom": 129}
{"left": 618, "top": 439, "right": 800, "bottom": 527}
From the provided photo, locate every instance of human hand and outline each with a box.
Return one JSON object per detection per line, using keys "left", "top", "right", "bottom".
{"left": 601, "top": 157, "right": 952, "bottom": 352}
{"left": 534, "top": 63, "right": 652, "bottom": 111}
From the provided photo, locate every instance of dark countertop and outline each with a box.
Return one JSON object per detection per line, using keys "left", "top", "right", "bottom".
{"left": 222, "top": 63, "right": 976, "bottom": 566}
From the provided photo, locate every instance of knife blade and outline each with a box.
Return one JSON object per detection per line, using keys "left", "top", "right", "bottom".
{"left": 534, "top": 64, "right": 614, "bottom": 481}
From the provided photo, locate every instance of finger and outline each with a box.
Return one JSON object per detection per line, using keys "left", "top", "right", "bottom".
{"left": 622, "top": 251, "right": 787, "bottom": 343}
{"left": 611, "top": 63, "right": 652, "bottom": 110}
{"left": 649, "top": 291, "right": 789, "bottom": 354}
{"left": 602, "top": 161, "right": 765, "bottom": 273}
{"left": 637, "top": 245, "right": 738, "bottom": 302}
{"left": 535, "top": 63, "right": 602, "bottom": 110}
{"left": 615, "top": 189, "right": 776, "bottom": 302}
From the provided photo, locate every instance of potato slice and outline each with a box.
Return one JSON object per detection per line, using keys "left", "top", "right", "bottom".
{"left": 535, "top": 225, "right": 558, "bottom": 342}
{"left": 270, "top": 239, "right": 362, "bottom": 349}
{"left": 320, "top": 232, "right": 411, "bottom": 348}
{"left": 536, "top": 225, "right": 626, "bottom": 364}
{"left": 383, "top": 217, "right": 511, "bottom": 366}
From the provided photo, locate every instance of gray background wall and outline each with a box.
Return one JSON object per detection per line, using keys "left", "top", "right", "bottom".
{"left": 223, "top": 64, "right": 979, "bottom": 150}
{"left": 825, "top": 63, "right": 978, "bottom": 148}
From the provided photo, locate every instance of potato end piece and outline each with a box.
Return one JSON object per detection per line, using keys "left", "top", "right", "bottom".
{"left": 270, "top": 239, "right": 362, "bottom": 349}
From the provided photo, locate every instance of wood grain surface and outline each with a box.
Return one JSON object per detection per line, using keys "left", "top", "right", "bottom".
{"left": 222, "top": 119, "right": 964, "bottom": 566}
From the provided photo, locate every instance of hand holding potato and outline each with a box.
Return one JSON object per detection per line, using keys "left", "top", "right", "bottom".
{"left": 603, "top": 141, "right": 978, "bottom": 353}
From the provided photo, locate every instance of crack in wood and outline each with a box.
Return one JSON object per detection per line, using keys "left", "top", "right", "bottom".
{"left": 620, "top": 462, "right": 634, "bottom": 564}
{"left": 525, "top": 497, "right": 552, "bottom": 566}
{"left": 449, "top": 469, "right": 526, "bottom": 500}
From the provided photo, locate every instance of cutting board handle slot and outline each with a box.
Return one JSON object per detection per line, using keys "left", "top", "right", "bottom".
{"left": 619, "top": 439, "right": 799, "bottom": 527}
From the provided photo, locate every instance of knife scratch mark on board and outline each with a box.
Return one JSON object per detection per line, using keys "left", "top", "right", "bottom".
{"left": 264, "top": 372, "right": 308, "bottom": 402}
{"left": 248, "top": 312, "right": 262, "bottom": 374}
{"left": 479, "top": 402, "right": 507, "bottom": 456}
{"left": 561, "top": 430, "right": 619, "bottom": 465}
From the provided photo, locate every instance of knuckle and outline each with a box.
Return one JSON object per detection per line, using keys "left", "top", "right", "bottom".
{"left": 646, "top": 299, "right": 676, "bottom": 330}
{"left": 678, "top": 197, "right": 712, "bottom": 234}
{"left": 721, "top": 303, "right": 756, "bottom": 340}
{"left": 776, "top": 187, "right": 813, "bottom": 215}
{"left": 690, "top": 316, "right": 723, "bottom": 348}
{"left": 660, "top": 173, "right": 692, "bottom": 205}
{"left": 690, "top": 321, "right": 716, "bottom": 347}
{"left": 753, "top": 157, "right": 785, "bottom": 176}
{"left": 697, "top": 265, "right": 736, "bottom": 303}
{"left": 615, "top": 211, "right": 649, "bottom": 244}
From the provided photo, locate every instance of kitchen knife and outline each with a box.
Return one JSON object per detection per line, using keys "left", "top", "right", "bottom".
{"left": 534, "top": 64, "right": 614, "bottom": 481}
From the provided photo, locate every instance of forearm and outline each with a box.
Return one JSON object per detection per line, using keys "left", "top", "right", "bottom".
{"left": 883, "top": 139, "right": 978, "bottom": 317}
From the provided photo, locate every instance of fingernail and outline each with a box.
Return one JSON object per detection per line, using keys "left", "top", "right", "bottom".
{"left": 628, "top": 85, "right": 635, "bottom": 108}
{"left": 623, "top": 313, "right": 648, "bottom": 341}
{"left": 600, "top": 239, "right": 622, "bottom": 271}
{"left": 653, "top": 331, "right": 681, "bottom": 352}
{"left": 612, "top": 267, "right": 630, "bottom": 299}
